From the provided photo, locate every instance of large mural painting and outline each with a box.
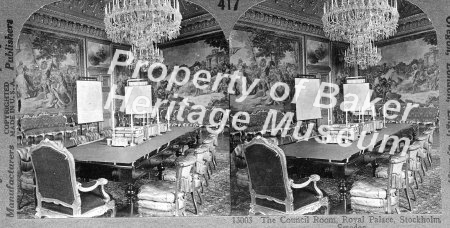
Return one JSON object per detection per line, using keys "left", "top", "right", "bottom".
{"left": 360, "top": 34, "right": 439, "bottom": 107}
{"left": 229, "top": 29, "right": 303, "bottom": 112}
{"left": 15, "top": 30, "right": 83, "bottom": 114}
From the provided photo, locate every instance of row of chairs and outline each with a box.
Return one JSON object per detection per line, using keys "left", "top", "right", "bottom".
{"left": 350, "top": 126, "right": 436, "bottom": 213}
{"left": 137, "top": 133, "right": 219, "bottom": 216}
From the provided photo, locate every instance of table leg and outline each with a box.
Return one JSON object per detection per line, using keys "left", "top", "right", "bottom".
{"left": 338, "top": 179, "right": 348, "bottom": 213}
{"left": 125, "top": 183, "right": 137, "bottom": 217}
{"left": 157, "top": 164, "right": 165, "bottom": 180}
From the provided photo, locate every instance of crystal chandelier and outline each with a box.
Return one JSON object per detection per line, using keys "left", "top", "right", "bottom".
{"left": 322, "top": 0, "right": 399, "bottom": 67}
{"left": 104, "top": 0, "right": 182, "bottom": 63}
{"left": 344, "top": 42, "right": 382, "bottom": 69}
{"left": 132, "top": 43, "right": 164, "bottom": 68}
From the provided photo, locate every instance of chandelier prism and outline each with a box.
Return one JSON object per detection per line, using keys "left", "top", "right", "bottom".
{"left": 322, "top": 0, "right": 399, "bottom": 68}
{"left": 104, "top": 0, "right": 182, "bottom": 64}
{"left": 344, "top": 42, "right": 382, "bottom": 69}
{"left": 322, "top": 0, "right": 399, "bottom": 45}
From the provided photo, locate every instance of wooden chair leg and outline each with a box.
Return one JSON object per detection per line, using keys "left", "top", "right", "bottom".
{"left": 208, "top": 161, "right": 214, "bottom": 175}
{"left": 196, "top": 190, "right": 203, "bottom": 205}
{"left": 207, "top": 167, "right": 211, "bottom": 180}
{"left": 191, "top": 192, "right": 199, "bottom": 215}
{"left": 203, "top": 174, "right": 209, "bottom": 187}
{"left": 427, "top": 152, "right": 433, "bottom": 166}
{"left": 417, "top": 170, "right": 423, "bottom": 183}
{"left": 421, "top": 158, "right": 428, "bottom": 173}
{"left": 403, "top": 188, "right": 412, "bottom": 211}
{"left": 409, "top": 186, "right": 417, "bottom": 201}
{"left": 413, "top": 172, "right": 419, "bottom": 189}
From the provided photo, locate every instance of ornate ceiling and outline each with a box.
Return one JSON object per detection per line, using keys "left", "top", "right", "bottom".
{"left": 42, "top": 0, "right": 209, "bottom": 25}
{"left": 40, "top": 0, "right": 425, "bottom": 27}
{"left": 28, "top": 0, "right": 429, "bottom": 40}
{"left": 255, "top": 0, "right": 424, "bottom": 23}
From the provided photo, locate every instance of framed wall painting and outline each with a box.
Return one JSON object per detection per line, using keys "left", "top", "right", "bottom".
{"left": 86, "top": 39, "right": 112, "bottom": 76}
{"left": 306, "top": 37, "right": 331, "bottom": 74}
{"left": 15, "top": 28, "right": 84, "bottom": 114}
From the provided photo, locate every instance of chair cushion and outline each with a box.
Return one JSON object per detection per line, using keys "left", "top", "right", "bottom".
{"left": 138, "top": 206, "right": 178, "bottom": 216}
{"left": 350, "top": 180, "right": 396, "bottom": 199}
{"left": 254, "top": 187, "right": 326, "bottom": 212}
{"left": 20, "top": 170, "right": 35, "bottom": 191}
{"left": 162, "top": 169, "right": 182, "bottom": 182}
{"left": 161, "top": 168, "right": 202, "bottom": 191}
{"left": 265, "top": 137, "right": 279, "bottom": 146}
{"left": 138, "top": 182, "right": 183, "bottom": 203}
{"left": 292, "top": 187, "right": 326, "bottom": 210}
{"left": 149, "top": 154, "right": 165, "bottom": 166}
{"left": 138, "top": 198, "right": 184, "bottom": 212}
{"left": 233, "top": 144, "right": 244, "bottom": 157}
{"left": 160, "top": 149, "right": 176, "bottom": 157}
{"left": 236, "top": 168, "right": 249, "bottom": 187}
{"left": 236, "top": 168, "right": 249, "bottom": 181}
{"left": 163, "top": 155, "right": 177, "bottom": 167}
{"left": 375, "top": 166, "right": 411, "bottom": 178}
{"left": 351, "top": 203, "right": 393, "bottom": 213}
{"left": 41, "top": 190, "right": 108, "bottom": 215}
{"left": 195, "top": 145, "right": 209, "bottom": 154}
{"left": 202, "top": 137, "right": 215, "bottom": 145}
{"left": 351, "top": 195, "right": 398, "bottom": 208}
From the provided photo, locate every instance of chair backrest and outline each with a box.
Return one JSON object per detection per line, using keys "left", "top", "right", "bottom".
{"left": 243, "top": 136, "right": 292, "bottom": 212}
{"left": 30, "top": 139, "right": 80, "bottom": 215}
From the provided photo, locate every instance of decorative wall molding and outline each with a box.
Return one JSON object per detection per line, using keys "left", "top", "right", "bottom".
{"left": 396, "top": 13, "right": 434, "bottom": 36}
{"left": 24, "top": 8, "right": 220, "bottom": 42}
{"left": 236, "top": 9, "right": 325, "bottom": 39}
{"left": 24, "top": 12, "right": 108, "bottom": 39}
{"left": 179, "top": 14, "right": 221, "bottom": 38}
{"left": 253, "top": 4, "right": 322, "bottom": 27}
{"left": 376, "top": 13, "right": 434, "bottom": 46}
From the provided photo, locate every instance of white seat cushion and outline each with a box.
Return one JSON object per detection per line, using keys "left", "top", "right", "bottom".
{"left": 138, "top": 182, "right": 183, "bottom": 203}
{"left": 350, "top": 180, "right": 396, "bottom": 199}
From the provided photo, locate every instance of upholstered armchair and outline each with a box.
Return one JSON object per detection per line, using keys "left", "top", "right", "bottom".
{"left": 350, "top": 153, "right": 411, "bottom": 214}
{"left": 30, "top": 139, "right": 115, "bottom": 218}
{"left": 17, "top": 147, "right": 35, "bottom": 209}
{"left": 138, "top": 154, "right": 197, "bottom": 216}
{"left": 202, "top": 134, "right": 218, "bottom": 170}
{"left": 243, "top": 136, "right": 329, "bottom": 215}
{"left": 160, "top": 152, "right": 204, "bottom": 214}
{"left": 417, "top": 127, "right": 435, "bottom": 169}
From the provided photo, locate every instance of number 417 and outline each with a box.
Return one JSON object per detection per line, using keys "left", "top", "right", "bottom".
{"left": 218, "top": 0, "right": 239, "bottom": 10}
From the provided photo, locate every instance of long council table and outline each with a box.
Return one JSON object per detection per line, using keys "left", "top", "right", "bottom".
{"left": 279, "top": 124, "right": 415, "bottom": 213}
{"left": 69, "top": 126, "right": 199, "bottom": 182}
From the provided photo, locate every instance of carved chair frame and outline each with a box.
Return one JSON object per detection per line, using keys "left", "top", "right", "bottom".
{"left": 30, "top": 139, "right": 115, "bottom": 218}
{"left": 243, "top": 136, "right": 328, "bottom": 215}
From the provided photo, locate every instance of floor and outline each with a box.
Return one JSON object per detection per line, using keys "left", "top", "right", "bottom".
{"left": 230, "top": 129, "right": 441, "bottom": 215}
{"left": 17, "top": 129, "right": 231, "bottom": 218}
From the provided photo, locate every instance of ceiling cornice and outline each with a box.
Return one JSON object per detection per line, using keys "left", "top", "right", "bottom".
{"left": 253, "top": 4, "right": 323, "bottom": 27}
{"left": 236, "top": 9, "right": 326, "bottom": 38}
{"left": 38, "top": 7, "right": 104, "bottom": 29}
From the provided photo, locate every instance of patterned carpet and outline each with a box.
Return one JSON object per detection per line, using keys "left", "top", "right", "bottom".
{"left": 17, "top": 132, "right": 231, "bottom": 218}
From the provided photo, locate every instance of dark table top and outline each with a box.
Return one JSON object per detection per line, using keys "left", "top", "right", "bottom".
{"left": 279, "top": 124, "right": 412, "bottom": 162}
{"left": 69, "top": 127, "right": 198, "bottom": 165}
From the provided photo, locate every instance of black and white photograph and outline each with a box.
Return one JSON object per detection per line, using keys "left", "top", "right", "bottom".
{"left": 1, "top": 0, "right": 449, "bottom": 227}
